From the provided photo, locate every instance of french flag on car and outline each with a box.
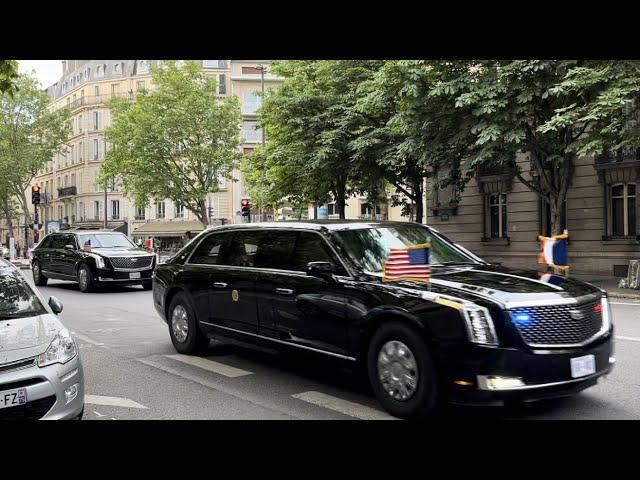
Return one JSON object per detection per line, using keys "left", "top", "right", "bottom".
{"left": 538, "top": 231, "right": 568, "bottom": 269}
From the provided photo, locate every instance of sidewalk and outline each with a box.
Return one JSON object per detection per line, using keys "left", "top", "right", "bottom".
{"left": 585, "top": 278, "right": 640, "bottom": 301}
{"left": 10, "top": 258, "right": 31, "bottom": 270}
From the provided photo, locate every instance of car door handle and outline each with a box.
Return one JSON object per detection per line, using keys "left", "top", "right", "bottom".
{"left": 212, "top": 282, "right": 228, "bottom": 289}
{"left": 275, "top": 288, "right": 294, "bottom": 296}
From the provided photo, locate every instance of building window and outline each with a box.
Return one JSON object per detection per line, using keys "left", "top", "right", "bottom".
{"left": 488, "top": 193, "right": 508, "bottom": 239}
{"left": 135, "top": 206, "right": 145, "bottom": 220}
{"left": 78, "top": 115, "right": 83, "bottom": 133}
{"left": 113, "top": 62, "right": 122, "bottom": 75}
{"left": 360, "top": 203, "right": 381, "bottom": 219}
{"left": 93, "top": 201, "right": 102, "bottom": 220}
{"left": 156, "top": 201, "right": 165, "bottom": 219}
{"left": 111, "top": 84, "right": 119, "bottom": 98}
{"left": 58, "top": 206, "right": 63, "bottom": 221}
{"left": 218, "top": 74, "right": 226, "bottom": 94}
{"left": 93, "top": 111, "right": 99, "bottom": 130}
{"left": 242, "top": 90, "right": 261, "bottom": 114}
{"left": 70, "top": 145, "right": 75, "bottom": 164}
{"left": 203, "top": 60, "right": 227, "bottom": 68}
{"left": 93, "top": 139, "right": 100, "bottom": 160}
{"left": 111, "top": 200, "right": 120, "bottom": 220}
{"left": 327, "top": 203, "right": 336, "bottom": 216}
{"left": 71, "top": 173, "right": 75, "bottom": 186}
{"left": 242, "top": 120, "right": 262, "bottom": 143}
{"left": 136, "top": 60, "right": 149, "bottom": 74}
{"left": 242, "top": 66, "right": 262, "bottom": 75}
{"left": 175, "top": 203, "right": 184, "bottom": 218}
{"left": 540, "top": 198, "right": 567, "bottom": 237}
{"left": 79, "top": 141, "right": 83, "bottom": 163}
{"left": 96, "top": 65, "right": 104, "bottom": 77}
{"left": 94, "top": 85, "right": 100, "bottom": 97}
{"left": 611, "top": 183, "right": 637, "bottom": 237}
{"left": 136, "top": 81, "right": 145, "bottom": 91}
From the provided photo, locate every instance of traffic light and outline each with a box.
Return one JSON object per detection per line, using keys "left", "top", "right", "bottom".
{"left": 241, "top": 198, "right": 251, "bottom": 217}
{"left": 31, "top": 185, "right": 41, "bottom": 205}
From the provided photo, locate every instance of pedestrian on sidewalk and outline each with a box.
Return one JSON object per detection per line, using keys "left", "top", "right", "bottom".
{"left": 15, "top": 243, "right": 21, "bottom": 259}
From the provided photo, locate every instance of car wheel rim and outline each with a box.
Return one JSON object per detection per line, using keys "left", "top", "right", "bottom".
{"left": 79, "top": 268, "right": 88, "bottom": 289}
{"left": 171, "top": 305, "right": 189, "bottom": 343}
{"left": 377, "top": 340, "right": 419, "bottom": 402}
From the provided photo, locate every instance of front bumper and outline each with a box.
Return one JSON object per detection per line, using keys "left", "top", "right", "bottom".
{"left": 440, "top": 334, "right": 614, "bottom": 406}
{"left": 0, "top": 354, "right": 85, "bottom": 420}
{"left": 95, "top": 267, "right": 153, "bottom": 284}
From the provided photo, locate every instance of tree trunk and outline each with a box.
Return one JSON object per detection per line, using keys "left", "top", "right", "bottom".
{"left": 197, "top": 200, "right": 208, "bottom": 229}
{"left": 18, "top": 192, "right": 33, "bottom": 247}
{"left": 313, "top": 200, "right": 318, "bottom": 220}
{"left": 2, "top": 196, "right": 14, "bottom": 240}
{"left": 549, "top": 195, "right": 566, "bottom": 236}
{"left": 335, "top": 177, "right": 346, "bottom": 220}
{"left": 413, "top": 178, "right": 423, "bottom": 224}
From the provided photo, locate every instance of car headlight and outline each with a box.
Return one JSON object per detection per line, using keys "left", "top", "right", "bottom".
{"left": 88, "top": 253, "right": 105, "bottom": 269}
{"left": 37, "top": 329, "right": 78, "bottom": 367}
{"left": 599, "top": 296, "right": 612, "bottom": 335}
{"left": 420, "top": 292, "right": 499, "bottom": 346}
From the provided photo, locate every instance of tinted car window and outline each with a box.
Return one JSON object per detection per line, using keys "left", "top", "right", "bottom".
{"left": 189, "top": 233, "right": 229, "bottom": 265}
{"left": 291, "top": 232, "right": 341, "bottom": 272}
{"left": 225, "top": 231, "right": 263, "bottom": 267}
{"left": 39, "top": 236, "right": 52, "bottom": 249}
{"left": 254, "top": 231, "right": 297, "bottom": 270}
{"left": 49, "top": 235, "right": 65, "bottom": 249}
{"left": 61, "top": 234, "right": 77, "bottom": 249}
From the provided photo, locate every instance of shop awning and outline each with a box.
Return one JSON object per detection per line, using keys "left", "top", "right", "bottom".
{"left": 132, "top": 220, "right": 206, "bottom": 237}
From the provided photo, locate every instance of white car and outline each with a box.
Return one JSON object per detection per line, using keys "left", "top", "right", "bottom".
{"left": 0, "top": 258, "right": 85, "bottom": 419}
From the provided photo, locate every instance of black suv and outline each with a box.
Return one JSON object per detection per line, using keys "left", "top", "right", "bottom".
{"left": 153, "top": 221, "right": 614, "bottom": 419}
{"left": 32, "top": 231, "right": 156, "bottom": 292}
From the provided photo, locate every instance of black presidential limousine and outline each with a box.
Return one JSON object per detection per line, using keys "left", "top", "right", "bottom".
{"left": 153, "top": 221, "right": 615, "bottom": 419}
{"left": 32, "top": 231, "right": 157, "bottom": 292}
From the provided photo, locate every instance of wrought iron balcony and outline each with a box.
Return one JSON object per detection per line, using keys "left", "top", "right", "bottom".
{"left": 57, "top": 186, "right": 77, "bottom": 198}
{"left": 596, "top": 148, "right": 640, "bottom": 164}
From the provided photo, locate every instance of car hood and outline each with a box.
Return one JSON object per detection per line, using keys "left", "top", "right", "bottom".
{"left": 0, "top": 314, "right": 64, "bottom": 365}
{"left": 89, "top": 247, "right": 152, "bottom": 257}
{"left": 365, "top": 264, "right": 602, "bottom": 307}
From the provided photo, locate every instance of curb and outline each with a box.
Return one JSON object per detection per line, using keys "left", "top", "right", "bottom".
{"left": 607, "top": 292, "right": 640, "bottom": 301}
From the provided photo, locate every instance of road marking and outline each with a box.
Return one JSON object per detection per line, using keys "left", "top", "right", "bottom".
{"left": 164, "top": 354, "right": 252, "bottom": 378}
{"left": 93, "top": 411, "right": 106, "bottom": 417}
{"left": 292, "top": 391, "right": 398, "bottom": 420}
{"left": 137, "top": 357, "right": 305, "bottom": 419}
{"left": 72, "top": 332, "right": 104, "bottom": 346}
{"left": 610, "top": 302, "right": 640, "bottom": 306}
{"left": 615, "top": 335, "right": 640, "bottom": 342}
{"left": 85, "top": 395, "right": 148, "bottom": 409}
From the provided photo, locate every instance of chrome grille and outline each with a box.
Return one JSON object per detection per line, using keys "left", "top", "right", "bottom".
{"left": 109, "top": 256, "right": 154, "bottom": 270}
{"left": 0, "top": 357, "right": 36, "bottom": 374}
{"left": 509, "top": 299, "right": 603, "bottom": 347}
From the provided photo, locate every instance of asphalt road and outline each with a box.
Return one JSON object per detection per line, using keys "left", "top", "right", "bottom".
{"left": 20, "top": 270, "right": 640, "bottom": 420}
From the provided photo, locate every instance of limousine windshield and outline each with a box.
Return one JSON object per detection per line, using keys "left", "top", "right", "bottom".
{"left": 336, "top": 224, "right": 480, "bottom": 273}
{"left": 76, "top": 233, "right": 136, "bottom": 249}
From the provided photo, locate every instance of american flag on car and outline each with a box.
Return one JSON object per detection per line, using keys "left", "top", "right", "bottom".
{"left": 383, "top": 243, "right": 431, "bottom": 283}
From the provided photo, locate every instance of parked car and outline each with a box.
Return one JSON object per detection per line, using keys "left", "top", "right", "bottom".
{"left": 0, "top": 257, "right": 84, "bottom": 419}
{"left": 153, "top": 221, "right": 614, "bottom": 420}
{"left": 31, "top": 231, "right": 157, "bottom": 292}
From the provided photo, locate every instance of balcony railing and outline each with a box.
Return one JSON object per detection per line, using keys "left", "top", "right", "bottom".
{"left": 60, "top": 92, "right": 137, "bottom": 112}
{"left": 57, "top": 186, "right": 77, "bottom": 198}
{"left": 596, "top": 149, "right": 640, "bottom": 164}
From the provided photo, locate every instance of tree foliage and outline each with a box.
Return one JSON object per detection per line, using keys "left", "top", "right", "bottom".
{"left": 0, "top": 60, "right": 19, "bottom": 95}
{"left": 102, "top": 61, "right": 242, "bottom": 227}
{"left": 248, "top": 60, "right": 383, "bottom": 219}
{"left": 0, "top": 73, "right": 70, "bottom": 241}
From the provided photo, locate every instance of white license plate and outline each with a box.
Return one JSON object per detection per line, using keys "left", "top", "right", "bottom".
{"left": 129, "top": 272, "right": 141, "bottom": 279}
{"left": 570, "top": 354, "right": 596, "bottom": 378}
{"left": 0, "top": 387, "right": 27, "bottom": 410}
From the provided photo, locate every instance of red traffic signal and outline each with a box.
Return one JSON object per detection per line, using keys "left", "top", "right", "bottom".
{"left": 241, "top": 198, "right": 251, "bottom": 216}
{"left": 31, "top": 185, "right": 41, "bottom": 205}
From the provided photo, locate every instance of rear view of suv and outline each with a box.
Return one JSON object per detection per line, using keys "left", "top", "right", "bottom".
{"left": 31, "top": 231, "right": 156, "bottom": 292}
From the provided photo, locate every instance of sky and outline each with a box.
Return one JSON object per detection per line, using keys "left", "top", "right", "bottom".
{"left": 18, "top": 60, "right": 63, "bottom": 89}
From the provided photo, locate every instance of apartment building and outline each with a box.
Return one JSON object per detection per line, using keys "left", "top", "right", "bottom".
{"left": 30, "top": 60, "right": 281, "bottom": 251}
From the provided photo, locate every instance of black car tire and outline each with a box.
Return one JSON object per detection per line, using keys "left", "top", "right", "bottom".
{"left": 32, "top": 261, "right": 48, "bottom": 286}
{"left": 168, "top": 293, "right": 209, "bottom": 354}
{"left": 367, "top": 321, "right": 441, "bottom": 420}
{"left": 75, "top": 407, "right": 84, "bottom": 420}
{"left": 142, "top": 281, "right": 152, "bottom": 291}
{"left": 77, "top": 264, "right": 95, "bottom": 293}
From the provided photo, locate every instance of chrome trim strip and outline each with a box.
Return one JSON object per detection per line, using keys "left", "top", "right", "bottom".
{"left": 0, "top": 357, "right": 36, "bottom": 373}
{"left": 476, "top": 370, "right": 608, "bottom": 391}
{"left": 201, "top": 322, "right": 357, "bottom": 361}
{"left": 112, "top": 266, "right": 154, "bottom": 272}
{"left": 98, "top": 277, "right": 148, "bottom": 282}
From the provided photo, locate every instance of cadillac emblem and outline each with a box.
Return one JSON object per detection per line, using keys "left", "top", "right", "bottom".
{"left": 232, "top": 289, "right": 239, "bottom": 302}
{"left": 569, "top": 309, "right": 585, "bottom": 320}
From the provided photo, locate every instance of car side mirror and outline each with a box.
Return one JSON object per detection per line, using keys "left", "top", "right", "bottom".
{"left": 306, "top": 261, "right": 336, "bottom": 281}
{"left": 64, "top": 244, "right": 75, "bottom": 250}
{"left": 48, "top": 296, "right": 63, "bottom": 314}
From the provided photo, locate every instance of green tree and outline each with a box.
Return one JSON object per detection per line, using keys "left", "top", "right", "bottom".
{"left": 0, "top": 73, "right": 70, "bottom": 243}
{"left": 539, "top": 61, "right": 640, "bottom": 156}
{"left": 350, "top": 60, "right": 475, "bottom": 223}
{"left": 0, "top": 60, "right": 19, "bottom": 95}
{"left": 432, "top": 60, "right": 589, "bottom": 234}
{"left": 254, "top": 60, "right": 382, "bottom": 219}
{"left": 101, "top": 61, "right": 242, "bottom": 227}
